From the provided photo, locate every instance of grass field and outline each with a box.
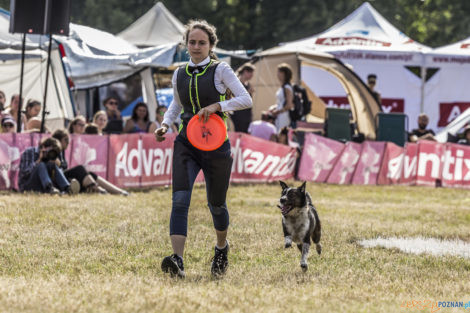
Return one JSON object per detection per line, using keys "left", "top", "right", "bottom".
{"left": 0, "top": 183, "right": 469, "bottom": 313}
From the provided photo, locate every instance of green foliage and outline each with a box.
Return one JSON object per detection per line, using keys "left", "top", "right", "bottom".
{"left": 0, "top": 0, "right": 470, "bottom": 49}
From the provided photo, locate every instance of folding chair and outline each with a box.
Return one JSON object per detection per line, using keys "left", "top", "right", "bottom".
{"left": 325, "top": 107, "right": 352, "bottom": 142}
{"left": 376, "top": 112, "right": 408, "bottom": 146}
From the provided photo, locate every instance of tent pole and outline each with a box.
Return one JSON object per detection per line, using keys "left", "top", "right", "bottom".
{"left": 41, "top": 34, "right": 53, "bottom": 133}
{"left": 420, "top": 64, "right": 426, "bottom": 114}
{"left": 17, "top": 33, "right": 26, "bottom": 133}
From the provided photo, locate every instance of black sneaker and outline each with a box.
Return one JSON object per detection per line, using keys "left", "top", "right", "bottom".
{"left": 211, "top": 242, "right": 229, "bottom": 277}
{"left": 161, "top": 254, "right": 185, "bottom": 278}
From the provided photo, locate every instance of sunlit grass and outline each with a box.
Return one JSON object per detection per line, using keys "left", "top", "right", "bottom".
{"left": 0, "top": 183, "right": 469, "bottom": 312}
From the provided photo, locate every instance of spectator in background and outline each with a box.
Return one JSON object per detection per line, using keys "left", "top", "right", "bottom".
{"left": 25, "top": 117, "right": 50, "bottom": 133}
{"left": 271, "top": 63, "right": 294, "bottom": 131}
{"left": 84, "top": 123, "right": 99, "bottom": 134}
{"left": 92, "top": 110, "right": 108, "bottom": 135}
{"left": 18, "top": 137, "right": 79, "bottom": 195}
{"left": 248, "top": 111, "right": 277, "bottom": 142}
{"left": 124, "top": 102, "right": 153, "bottom": 133}
{"left": 367, "top": 74, "right": 382, "bottom": 105}
{"left": 230, "top": 63, "right": 255, "bottom": 133}
{"left": 104, "top": 96, "right": 122, "bottom": 121}
{"left": 2, "top": 94, "right": 26, "bottom": 132}
{"left": 1, "top": 115, "right": 16, "bottom": 133}
{"left": 154, "top": 105, "right": 178, "bottom": 133}
{"left": 0, "top": 90, "right": 6, "bottom": 111}
{"left": 52, "top": 129, "right": 128, "bottom": 195}
{"left": 409, "top": 113, "right": 436, "bottom": 142}
{"left": 457, "top": 126, "right": 470, "bottom": 146}
{"left": 24, "top": 99, "right": 41, "bottom": 123}
{"left": 103, "top": 97, "right": 123, "bottom": 134}
{"left": 68, "top": 115, "right": 86, "bottom": 134}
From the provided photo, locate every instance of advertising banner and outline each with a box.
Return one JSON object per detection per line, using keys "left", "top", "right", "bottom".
{"left": 326, "top": 141, "right": 362, "bottom": 184}
{"left": 351, "top": 141, "right": 386, "bottom": 185}
{"left": 297, "top": 133, "right": 344, "bottom": 183}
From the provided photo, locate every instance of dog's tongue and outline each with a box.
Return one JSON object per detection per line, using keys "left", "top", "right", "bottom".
{"left": 277, "top": 204, "right": 291, "bottom": 215}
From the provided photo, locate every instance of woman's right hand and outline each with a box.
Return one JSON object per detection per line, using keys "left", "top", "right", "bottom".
{"left": 154, "top": 124, "right": 168, "bottom": 142}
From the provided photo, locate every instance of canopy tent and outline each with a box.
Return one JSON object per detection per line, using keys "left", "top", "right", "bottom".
{"left": 117, "top": 2, "right": 185, "bottom": 47}
{"left": 424, "top": 37, "right": 470, "bottom": 132}
{"left": 0, "top": 8, "right": 74, "bottom": 131}
{"left": 252, "top": 45, "right": 382, "bottom": 140}
{"left": 117, "top": 2, "right": 252, "bottom": 64}
{"left": 55, "top": 23, "right": 178, "bottom": 121}
{"left": 279, "top": 2, "right": 430, "bottom": 129}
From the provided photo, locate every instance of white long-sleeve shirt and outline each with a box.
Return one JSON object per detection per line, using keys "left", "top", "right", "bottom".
{"left": 162, "top": 56, "right": 252, "bottom": 126}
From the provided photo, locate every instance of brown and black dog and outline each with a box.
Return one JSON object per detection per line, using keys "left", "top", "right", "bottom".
{"left": 278, "top": 181, "right": 322, "bottom": 271}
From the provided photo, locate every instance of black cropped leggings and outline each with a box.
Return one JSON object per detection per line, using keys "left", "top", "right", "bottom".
{"left": 170, "top": 137, "right": 233, "bottom": 236}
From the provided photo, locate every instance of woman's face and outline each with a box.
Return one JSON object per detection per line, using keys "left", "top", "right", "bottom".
{"left": 60, "top": 136, "right": 70, "bottom": 151}
{"left": 241, "top": 70, "right": 254, "bottom": 81}
{"left": 73, "top": 119, "right": 86, "bottom": 134}
{"left": 136, "top": 106, "right": 148, "bottom": 120}
{"left": 277, "top": 70, "right": 285, "bottom": 84}
{"left": 156, "top": 107, "right": 167, "bottom": 122}
{"left": 95, "top": 114, "right": 108, "bottom": 130}
{"left": 28, "top": 104, "right": 41, "bottom": 118}
{"left": 187, "top": 28, "right": 212, "bottom": 62}
{"left": 105, "top": 99, "right": 119, "bottom": 112}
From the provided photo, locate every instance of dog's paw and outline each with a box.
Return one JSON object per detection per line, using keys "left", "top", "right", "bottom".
{"left": 284, "top": 237, "right": 292, "bottom": 248}
{"left": 300, "top": 263, "right": 308, "bottom": 272}
{"left": 316, "top": 243, "right": 322, "bottom": 255}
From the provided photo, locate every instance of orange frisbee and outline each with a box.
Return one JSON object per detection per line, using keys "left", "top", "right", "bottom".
{"left": 187, "top": 114, "right": 226, "bottom": 151}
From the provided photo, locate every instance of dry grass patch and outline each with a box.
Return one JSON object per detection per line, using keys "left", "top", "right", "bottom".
{"left": 0, "top": 183, "right": 469, "bottom": 312}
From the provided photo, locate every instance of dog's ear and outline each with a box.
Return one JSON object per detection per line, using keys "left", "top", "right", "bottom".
{"left": 279, "top": 181, "right": 288, "bottom": 190}
{"left": 299, "top": 181, "right": 306, "bottom": 194}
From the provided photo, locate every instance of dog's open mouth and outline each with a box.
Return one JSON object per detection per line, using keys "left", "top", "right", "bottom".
{"left": 277, "top": 204, "right": 293, "bottom": 216}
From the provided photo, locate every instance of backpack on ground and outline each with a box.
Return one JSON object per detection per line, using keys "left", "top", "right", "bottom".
{"left": 283, "top": 84, "right": 312, "bottom": 122}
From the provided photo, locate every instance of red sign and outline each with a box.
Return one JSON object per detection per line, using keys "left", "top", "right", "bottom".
{"left": 416, "top": 141, "right": 446, "bottom": 186}
{"left": 298, "top": 133, "right": 345, "bottom": 183}
{"left": 399, "top": 143, "right": 418, "bottom": 185}
{"left": 377, "top": 142, "right": 405, "bottom": 185}
{"left": 326, "top": 142, "right": 362, "bottom": 184}
{"left": 69, "top": 134, "right": 109, "bottom": 180}
{"left": 320, "top": 96, "right": 350, "bottom": 109}
{"left": 441, "top": 143, "right": 470, "bottom": 188}
{"left": 351, "top": 141, "right": 386, "bottom": 185}
{"left": 230, "top": 132, "right": 297, "bottom": 183}
{"left": 315, "top": 37, "right": 391, "bottom": 47}
{"left": 382, "top": 98, "right": 404, "bottom": 113}
{"left": 320, "top": 96, "right": 404, "bottom": 113}
{"left": 438, "top": 102, "right": 470, "bottom": 127}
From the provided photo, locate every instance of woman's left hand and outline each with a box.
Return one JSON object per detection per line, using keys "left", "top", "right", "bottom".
{"left": 197, "top": 103, "right": 222, "bottom": 123}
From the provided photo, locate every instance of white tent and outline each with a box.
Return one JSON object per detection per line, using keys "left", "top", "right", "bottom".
{"left": 117, "top": 2, "right": 251, "bottom": 63}
{"left": 117, "top": 2, "right": 185, "bottom": 47}
{"left": 280, "top": 2, "right": 430, "bottom": 129}
{"left": 55, "top": 23, "right": 178, "bottom": 121}
{"left": 424, "top": 37, "right": 470, "bottom": 131}
{"left": 0, "top": 8, "right": 74, "bottom": 130}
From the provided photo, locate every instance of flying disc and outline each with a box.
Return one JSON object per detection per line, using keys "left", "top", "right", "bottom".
{"left": 187, "top": 114, "right": 226, "bottom": 151}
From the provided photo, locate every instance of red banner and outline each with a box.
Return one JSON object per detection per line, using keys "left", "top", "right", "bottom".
{"left": 230, "top": 132, "right": 296, "bottom": 183}
{"left": 399, "top": 143, "right": 418, "bottom": 185}
{"left": 381, "top": 98, "right": 404, "bottom": 113}
{"left": 1, "top": 133, "right": 469, "bottom": 191}
{"left": 298, "top": 133, "right": 344, "bottom": 183}
{"left": 377, "top": 142, "right": 405, "bottom": 185}
{"left": 326, "top": 142, "right": 362, "bottom": 184}
{"left": 441, "top": 143, "right": 470, "bottom": 188}
{"left": 108, "top": 133, "right": 176, "bottom": 188}
{"left": 416, "top": 140, "right": 446, "bottom": 186}
{"left": 351, "top": 141, "right": 386, "bottom": 185}
{"left": 69, "top": 134, "right": 109, "bottom": 180}
{"left": 438, "top": 102, "right": 470, "bottom": 127}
